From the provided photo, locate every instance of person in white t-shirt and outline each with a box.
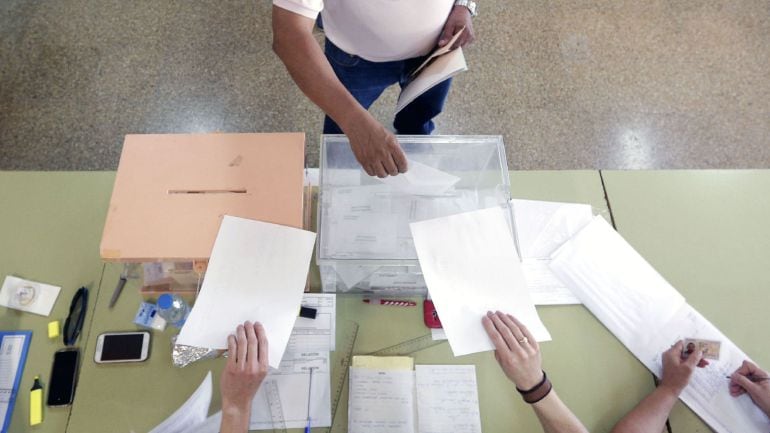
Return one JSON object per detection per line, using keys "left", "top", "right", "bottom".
{"left": 272, "top": 0, "right": 477, "bottom": 178}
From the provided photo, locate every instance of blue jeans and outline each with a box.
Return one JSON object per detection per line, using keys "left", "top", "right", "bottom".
{"left": 323, "top": 39, "right": 452, "bottom": 135}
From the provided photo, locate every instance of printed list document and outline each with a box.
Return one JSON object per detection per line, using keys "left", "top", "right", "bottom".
{"left": 410, "top": 207, "right": 551, "bottom": 358}
{"left": 177, "top": 215, "right": 316, "bottom": 368}
{"left": 285, "top": 293, "right": 336, "bottom": 353}
{"left": 549, "top": 216, "right": 770, "bottom": 433}
{"left": 511, "top": 199, "right": 594, "bottom": 305}
{"left": 0, "top": 332, "right": 31, "bottom": 432}
{"left": 249, "top": 351, "right": 331, "bottom": 430}
{"left": 149, "top": 372, "right": 212, "bottom": 433}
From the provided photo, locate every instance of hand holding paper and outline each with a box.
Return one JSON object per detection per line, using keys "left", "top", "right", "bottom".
{"left": 482, "top": 311, "right": 544, "bottom": 390}
{"left": 377, "top": 159, "right": 460, "bottom": 195}
{"left": 177, "top": 216, "right": 316, "bottom": 368}
{"left": 410, "top": 207, "right": 551, "bottom": 358}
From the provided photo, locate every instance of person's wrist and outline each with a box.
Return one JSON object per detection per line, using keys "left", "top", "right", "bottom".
{"left": 222, "top": 397, "right": 252, "bottom": 416}
{"left": 516, "top": 370, "right": 552, "bottom": 404}
{"left": 453, "top": 4, "right": 471, "bottom": 16}
{"left": 514, "top": 369, "right": 545, "bottom": 390}
{"left": 658, "top": 381, "right": 684, "bottom": 398}
{"left": 338, "top": 107, "right": 372, "bottom": 134}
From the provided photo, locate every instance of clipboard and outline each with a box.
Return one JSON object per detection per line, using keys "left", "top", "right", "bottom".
{"left": 0, "top": 330, "right": 32, "bottom": 433}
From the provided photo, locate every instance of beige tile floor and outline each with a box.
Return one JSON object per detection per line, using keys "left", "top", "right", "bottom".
{"left": 0, "top": 0, "right": 768, "bottom": 170}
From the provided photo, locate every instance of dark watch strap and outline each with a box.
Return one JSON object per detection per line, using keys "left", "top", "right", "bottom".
{"left": 516, "top": 370, "right": 553, "bottom": 404}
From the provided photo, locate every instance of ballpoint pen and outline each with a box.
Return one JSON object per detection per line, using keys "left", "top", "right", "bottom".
{"left": 726, "top": 374, "right": 770, "bottom": 382}
{"left": 305, "top": 367, "right": 315, "bottom": 433}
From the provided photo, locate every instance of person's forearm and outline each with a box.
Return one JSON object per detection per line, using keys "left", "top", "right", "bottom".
{"left": 610, "top": 385, "right": 679, "bottom": 433}
{"left": 220, "top": 402, "right": 251, "bottom": 433}
{"left": 272, "top": 8, "right": 368, "bottom": 132}
{"left": 531, "top": 390, "right": 590, "bottom": 433}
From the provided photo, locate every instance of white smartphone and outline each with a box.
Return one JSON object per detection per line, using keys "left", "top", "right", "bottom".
{"left": 94, "top": 331, "right": 150, "bottom": 363}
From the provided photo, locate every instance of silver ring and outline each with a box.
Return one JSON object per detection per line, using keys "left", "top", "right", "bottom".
{"left": 518, "top": 337, "right": 528, "bottom": 344}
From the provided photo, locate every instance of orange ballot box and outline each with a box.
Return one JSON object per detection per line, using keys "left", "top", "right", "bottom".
{"left": 100, "top": 133, "right": 306, "bottom": 263}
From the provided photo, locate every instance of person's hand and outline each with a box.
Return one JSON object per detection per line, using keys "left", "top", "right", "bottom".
{"left": 659, "top": 340, "right": 707, "bottom": 396}
{"left": 729, "top": 360, "right": 770, "bottom": 416}
{"left": 220, "top": 321, "right": 269, "bottom": 414}
{"left": 437, "top": 6, "right": 476, "bottom": 50}
{"left": 482, "top": 311, "right": 543, "bottom": 389}
{"left": 344, "top": 113, "right": 408, "bottom": 178}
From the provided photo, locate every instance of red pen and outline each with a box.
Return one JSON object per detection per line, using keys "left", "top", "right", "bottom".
{"left": 363, "top": 298, "right": 416, "bottom": 307}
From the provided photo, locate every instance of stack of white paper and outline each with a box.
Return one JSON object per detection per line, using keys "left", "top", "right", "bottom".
{"left": 510, "top": 199, "right": 594, "bottom": 305}
{"left": 410, "top": 207, "right": 551, "bottom": 358}
{"left": 550, "top": 217, "right": 770, "bottom": 433}
{"left": 177, "top": 215, "right": 316, "bottom": 368}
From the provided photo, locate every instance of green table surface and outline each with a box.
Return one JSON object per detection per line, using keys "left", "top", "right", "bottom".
{"left": 2, "top": 170, "right": 664, "bottom": 433}
{"left": 603, "top": 170, "right": 770, "bottom": 433}
{"left": 0, "top": 172, "right": 114, "bottom": 433}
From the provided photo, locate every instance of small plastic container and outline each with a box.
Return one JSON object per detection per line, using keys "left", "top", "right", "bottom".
{"left": 156, "top": 294, "right": 189, "bottom": 328}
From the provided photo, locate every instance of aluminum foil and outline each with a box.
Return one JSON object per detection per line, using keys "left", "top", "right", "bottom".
{"left": 171, "top": 336, "right": 225, "bottom": 367}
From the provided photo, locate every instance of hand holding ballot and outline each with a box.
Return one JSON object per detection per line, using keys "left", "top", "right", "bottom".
{"left": 482, "top": 311, "right": 543, "bottom": 390}
{"left": 730, "top": 360, "right": 770, "bottom": 417}
{"left": 220, "top": 321, "right": 269, "bottom": 433}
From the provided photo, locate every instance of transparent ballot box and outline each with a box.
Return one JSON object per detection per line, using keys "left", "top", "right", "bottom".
{"left": 317, "top": 135, "right": 514, "bottom": 294}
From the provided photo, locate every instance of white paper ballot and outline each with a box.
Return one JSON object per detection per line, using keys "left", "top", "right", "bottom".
{"left": 415, "top": 365, "right": 481, "bottom": 433}
{"left": 0, "top": 276, "right": 61, "bottom": 316}
{"left": 249, "top": 351, "right": 331, "bottom": 430}
{"left": 177, "top": 215, "right": 316, "bottom": 368}
{"left": 410, "top": 207, "right": 551, "bottom": 358}
{"left": 521, "top": 260, "right": 581, "bottom": 305}
{"left": 378, "top": 160, "right": 460, "bottom": 196}
{"left": 149, "top": 372, "right": 212, "bottom": 433}
{"left": 549, "top": 216, "right": 685, "bottom": 354}
{"left": 511, "top": 199, "right": 594, "bottom": 259}
{"left": 511, "top": 199, "right": 594, "bottom": 305}
{"left": 549, "top": 216, "right": 770, "bottom": 433}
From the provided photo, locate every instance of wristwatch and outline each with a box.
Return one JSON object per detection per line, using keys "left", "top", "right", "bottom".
{"left": 454, "top": 0, "right": 478, "bottom": 17}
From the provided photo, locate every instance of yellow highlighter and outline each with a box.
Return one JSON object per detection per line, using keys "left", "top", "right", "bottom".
{"left": 30, "top": 376, "right": 43, "bottom": 426}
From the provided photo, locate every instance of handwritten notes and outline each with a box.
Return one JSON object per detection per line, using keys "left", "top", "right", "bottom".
{"left": 415, "top": 365, "right": 481, "bottom": 433}
{"left": 349, "top": 357, "right": 482, "bottom": 433}
{"left": 349, "top": 368, "right": 416, "bottom": 433}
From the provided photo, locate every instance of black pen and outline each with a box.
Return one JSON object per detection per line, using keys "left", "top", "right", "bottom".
{"left": 725, "top": 375, "right": 770, "bottom": 382}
